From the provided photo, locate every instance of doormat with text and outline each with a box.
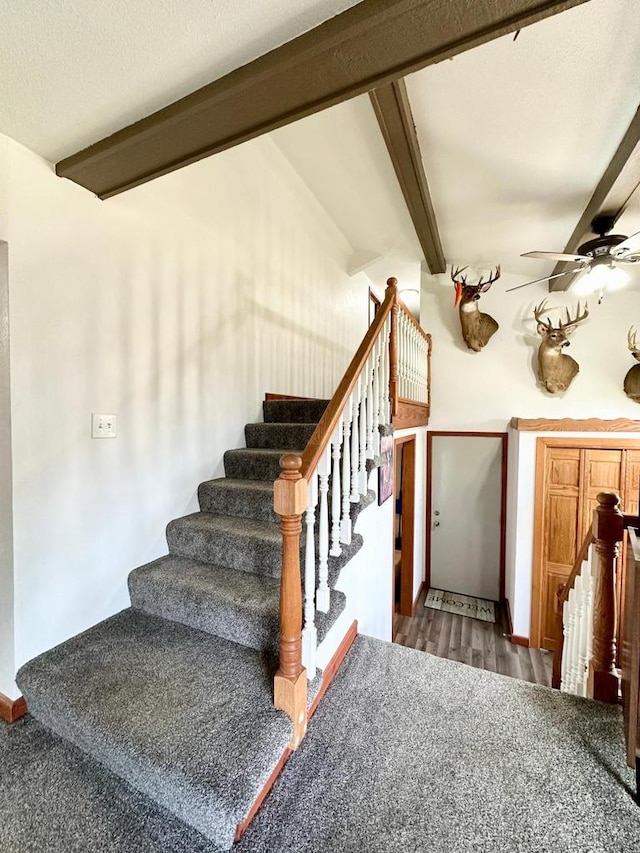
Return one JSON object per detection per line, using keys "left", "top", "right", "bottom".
{"left": 424, "top": 588, "right": 495, "bottom": 623}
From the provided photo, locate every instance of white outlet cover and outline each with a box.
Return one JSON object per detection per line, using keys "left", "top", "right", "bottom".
{"left": 91, "top": 413, "right": 117, "bottom": 439}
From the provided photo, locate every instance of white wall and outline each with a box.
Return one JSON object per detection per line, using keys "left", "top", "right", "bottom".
{"left": 0, "top": 240, "right": 16, "bottom": 699}
{"left": 0, "top": 132, "right": 370, "bottom": 694}
{"left": 421, "top": 270, "right": 640, "bottom": 638}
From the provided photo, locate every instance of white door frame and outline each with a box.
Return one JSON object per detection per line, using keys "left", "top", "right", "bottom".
{"left": 426, "top": 431, "right": 507, "bottom": 601}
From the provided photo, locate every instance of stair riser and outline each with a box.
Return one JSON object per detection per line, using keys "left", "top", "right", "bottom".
{"left": 224, "top": 450, "right": 282, "bottom": 481}
{"left": 129, "top": 579, "right": 279, "bottom": 655}
{"left": 198, "top": 482, "right": 278, "bottom": 523}
{"left": 167, "top": 521, "right": 283, "bottom": 578}
{"left": 244, "top": 422, "right": 316, "bottom": 450}
{"left": 263, "top": 399, "right": 328, "bottom": 424}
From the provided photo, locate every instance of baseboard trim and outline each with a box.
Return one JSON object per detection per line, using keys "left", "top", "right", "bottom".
{"left": 510, "top": 634, "right": 530, "bottom": 648}
{"left": 504, "top": 597, "right": 514, "bottom": 636}
{"left": 309, "top": 620, "right": 358, "bottom": 718}
{"left": 412, "top": 581, "right": 426, "bottom": 617}
{"left": 0, "top": 693, "right": 27, "bottom": 724}
{"left": 235, "top": 620, "right": 359, "bottom": 842}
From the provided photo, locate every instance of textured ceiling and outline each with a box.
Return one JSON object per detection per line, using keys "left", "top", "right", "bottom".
{"left": 0, "top": 0, "right": 360, "bottom": 161}
{"left": 2, "top": 0, "right": 640, "bottom": 290}
{"left": 406, "top": 0, "right": 640, "bottom": 279}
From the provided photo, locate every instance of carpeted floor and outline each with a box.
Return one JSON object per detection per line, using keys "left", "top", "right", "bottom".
{"left": 2, "top": 636, "right": 638, "bottom": 853}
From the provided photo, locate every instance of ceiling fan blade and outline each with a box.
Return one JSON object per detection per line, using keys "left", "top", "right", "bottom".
{"left": 521, "top": 251, "right": 591, "bottom": 263}
{"left": 506, "top": 267, "right": 587, "bottom": 293}
{"left": 614, "top": 254, "right": 640, "bottom": 264}
{"left": 611, "top": 229, "right": 640, "bottom": 256}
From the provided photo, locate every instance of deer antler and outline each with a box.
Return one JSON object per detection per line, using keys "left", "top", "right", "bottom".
{"left": 533, "top": 300, "right": 553, "bottom": 330}
{"left": 477, "top": 264, "right": 501, "bottom": 292}
{"left": 450, "top": 265, "right": 469, "bottom": 284}
{"left": 629, "top": 326, "right": 639, "bottom": 353}
{"left": 559, "top": 302, "right": 589, "bottom": 331}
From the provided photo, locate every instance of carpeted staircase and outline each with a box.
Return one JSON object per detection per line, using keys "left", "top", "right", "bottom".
{"left": 16, "top": 398, "right": 374, "bottom": 851}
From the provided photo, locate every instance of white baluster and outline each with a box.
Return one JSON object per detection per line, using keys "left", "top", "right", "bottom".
{"left": 571, "top": 575, "right": 585, "bottom": 695}
{"left": 560, "top": 599, "right": 570, "bottom": 690}
{"left": 316, "top": 446, "right": 331, "bottom": 613}
{"left": 350, "top": 377, "right": 360, "bottom": 502}
{"left": 372, "top": 336, "right": 381, "bottom": 456}
{"left": 366, "top": 352, "right": 375, "bottom": 460}
{"left": 329, "top": 419, "right": 342, "bottom": 557}
{"left": 381, "top": 316, "right": 390, "bottom": 426}
{"left": 576, "top": 560, "right": 592, "bottom": 696}
{"left": 302, "top": 473, "right": 318, "bottom": 680}
{"left": 341, "top": 394, "right": 353, "bottom": 544}
{"left": 358, "top": 367, "right": 368, "bottom": 494}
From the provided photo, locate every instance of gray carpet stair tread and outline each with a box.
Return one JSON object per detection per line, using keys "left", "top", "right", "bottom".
{"left": 16, "top": 609, "right": 292, "bottom": 849}
{"left": 167, "top": 512, "right": 282, "bottom": 577}
{"left": 130, "top": 555, "right": 347, "bottom": 652}
{"left": 198, "top": 478, "right": 277, "bottom": 523}
{"left": 263, "top": 399, "right": 329, "bottom": 424}
{"left": 244, "top": 422, "right": 317, "bottom": 450}
{"left": 129, "top": 555, "right": 280, "bottom": 652}
{"left": 224, "top": 448, "right": 289, "bottom": 481}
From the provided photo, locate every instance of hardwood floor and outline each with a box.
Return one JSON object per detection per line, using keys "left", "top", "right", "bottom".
{"left": 394, "top": 588, "right": 553, "bottom": 687}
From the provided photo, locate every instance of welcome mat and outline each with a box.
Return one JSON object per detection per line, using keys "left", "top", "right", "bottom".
{"left": 424, "top": 588, "right": 496, "bottom": 623}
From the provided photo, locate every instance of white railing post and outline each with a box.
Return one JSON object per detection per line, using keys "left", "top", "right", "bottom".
{"left": 350, "top": 377, "right": 360, "bottom": 502}
{"left": 329, "top": 419, "right": 342, "bottom": 557}
{"left": 316, "top": 446, "right": 331, "bottom": 613}
{"left": 302, "top": 473, "right": 318, "bottom": 680}
{"left": 341, "top": 394, "right": 353, "bottom": 544}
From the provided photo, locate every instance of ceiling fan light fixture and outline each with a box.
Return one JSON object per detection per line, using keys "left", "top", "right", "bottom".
{"left": 574, "top": 258, "right": 629, "bottom": 295}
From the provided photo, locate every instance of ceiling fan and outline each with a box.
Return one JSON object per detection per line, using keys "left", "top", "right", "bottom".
{"left": 507, "top": 215, "right": 640, "bottom": 293}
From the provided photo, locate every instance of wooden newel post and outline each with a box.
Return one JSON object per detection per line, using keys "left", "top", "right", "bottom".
{"left": 273, "top": 453, "right": 308, "bottom": 749}
{"left": 387, "top": 277, "right": 399, "bottom": 417}
{"left": 590, "top": 491, "right": 624, "bottom": 703}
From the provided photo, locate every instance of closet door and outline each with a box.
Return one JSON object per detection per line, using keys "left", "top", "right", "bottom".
{"left": 539, "top": 447, "right": 582, "bottom": 650}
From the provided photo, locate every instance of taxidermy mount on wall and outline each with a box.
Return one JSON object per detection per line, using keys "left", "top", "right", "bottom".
{"left": 451, "top": 265, "right": 501, "bottom": 352}
{"left": 624, "top": 327, "right": 640, "bottom": 403}
{"left": 533, "top": 300, "right": 589, "bottom": 394}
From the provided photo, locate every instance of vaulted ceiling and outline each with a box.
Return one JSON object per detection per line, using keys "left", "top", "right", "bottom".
{"left": 2, "top": 0, "right": 639, "bottom": 294}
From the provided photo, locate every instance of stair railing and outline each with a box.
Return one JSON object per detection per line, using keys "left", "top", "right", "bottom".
{"left": 394, "top": 300, "right": 430, "bottom": 409}
{"left": 273, "top": 277, "right": 399, "bottom": 748}
{"left": 553, "top": 491, "right": 624, "bottom": 702}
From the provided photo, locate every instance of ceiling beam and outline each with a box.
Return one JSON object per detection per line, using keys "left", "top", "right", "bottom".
{"left": 550, "top": 104, "right": 640, "bottom": 291}
{"left": 369, "top": 80, "right": 445, "bottom": 274}
{"left": 56, "top": 0, "right": 587, "bottom": 199}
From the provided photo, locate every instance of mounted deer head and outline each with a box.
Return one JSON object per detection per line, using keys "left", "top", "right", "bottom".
{"left": 533, "top": 300, "right": 589, "bottom": 394}
{"left": 623, "top": 326, "right": 640, "bottom": 402}
{"left": 451, "top": 265, "right": 501, "bottom": 352}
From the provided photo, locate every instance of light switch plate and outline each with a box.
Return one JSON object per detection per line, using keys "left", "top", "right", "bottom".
{"left": 91, "top": 413, "right": 117, "bottom": 439}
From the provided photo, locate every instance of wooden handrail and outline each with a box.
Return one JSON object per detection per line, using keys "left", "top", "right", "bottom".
{"left": 300, "top": 277, "right": 398, "bottom": 480}
{"left": 552, "top": 531, "right": 595, "bottom": 689}
{"left": 557, "top": 532, "right": 595, "bottom": 611}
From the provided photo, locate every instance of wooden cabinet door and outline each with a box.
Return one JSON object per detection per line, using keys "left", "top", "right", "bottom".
{"left": 580, "top": 449, "right": 624, "bottom": 540}
{"left": 540, "top": 448, "right": 581, "bottom": 650}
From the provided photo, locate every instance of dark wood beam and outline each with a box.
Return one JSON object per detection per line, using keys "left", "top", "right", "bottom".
{"left": 56, "top": 0, "right": 587, "bottom": 199}
{"left": 550, "top": 104, "right": 640, "bottom": 291}
{"left": 369, "top": 80, "right": 445, "bottom": 274}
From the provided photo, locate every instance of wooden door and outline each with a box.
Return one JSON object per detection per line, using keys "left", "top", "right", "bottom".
{"left": 539, "top": 447, "right": 582, "bottom": 650}
{"left": 535, "top": 441, "right": 640, "bottom": 651}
